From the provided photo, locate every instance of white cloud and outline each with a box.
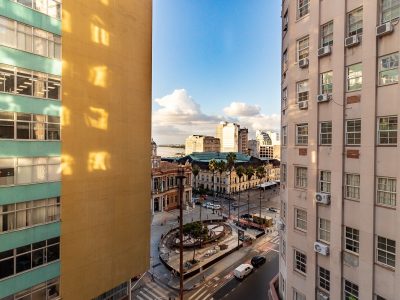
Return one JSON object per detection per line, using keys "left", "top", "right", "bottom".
{"left": 223, "top": 102, "right": 261, "bottom": 117}
{"left": 152, "top": 89, "right": 280, "bottom": 144}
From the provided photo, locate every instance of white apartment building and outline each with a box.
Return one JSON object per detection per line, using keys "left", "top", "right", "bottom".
{"left": 256, "top": 130, "right": 281, "bottom": 160}
{"left": 216, "top": 121, "right": 240, "bottom": 152}
{"left": 185, "top": 135, "right": 220, "bottom": 155}
{"left": 278, "top": 1, "right": 399, "bottom": 300}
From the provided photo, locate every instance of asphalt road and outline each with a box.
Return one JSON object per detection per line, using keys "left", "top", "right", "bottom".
{"left": 212, "top": 248, "right": 279, "bottom": 300}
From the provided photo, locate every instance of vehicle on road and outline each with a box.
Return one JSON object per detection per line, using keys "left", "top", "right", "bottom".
{"left": 233, "top": 263, "right": 254, "bottom": 279}
{"left": 238, "top": 234, "right": 253, "bottom": 242}
{"left": 240, "top": 213, "right": 252, "bottom": 219}
{"left": 202, "top": 202, "right": 211, "bottom": 208}
{"left": 213, "top": 204, "right": 221, "bottom": 210}
{"left": 267, "top": 207, "right": 278, "bottom": 212}
{"left": 251, "top": 255, "right": 266, "bottom": 267}
{"left": 231, "top": 203, "right": 239, "bottom": 208}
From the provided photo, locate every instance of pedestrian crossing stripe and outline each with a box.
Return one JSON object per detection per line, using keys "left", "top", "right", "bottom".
{"left": 134, "top": 281, "right": 177, "bottom": 300}
{"left": 188, "top": 285, "right": 213, "bottom": 300}
{"left": 269, "top": 236, "right": 280, "bottom": 244}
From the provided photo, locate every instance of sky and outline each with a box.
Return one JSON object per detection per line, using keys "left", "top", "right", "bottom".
{"left": 152, "top": 0, "right": 281, "bottom": 145}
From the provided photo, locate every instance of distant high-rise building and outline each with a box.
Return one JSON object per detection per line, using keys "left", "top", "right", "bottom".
{"left": 185, "top": 135, "right": 220, "bottom": 155}
{"left": 248, "top": 139, "right": 259, "bottom": 157}
{"left": 277, "top": 1, "right": 400, "bottom": 300}
{"left": 216, "top": 121, "right": 240, "bottom": 152}
{"left": 255, "top": 130, "right": 280, "bottom": 160}
{"left": 238, "top": 128, "right": 249, "bottom": 154}
{"left": 0, "top": 1, "right": 152, "bottom": 299}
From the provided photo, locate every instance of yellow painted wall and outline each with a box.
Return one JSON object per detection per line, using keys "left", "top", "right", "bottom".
{"left": 61, "top": 1, "right": 152, "bottom": 299}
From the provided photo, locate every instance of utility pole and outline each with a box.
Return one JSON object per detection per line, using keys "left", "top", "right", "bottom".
{"left": 177, "top": 166, "right": 186, "bottom": 300}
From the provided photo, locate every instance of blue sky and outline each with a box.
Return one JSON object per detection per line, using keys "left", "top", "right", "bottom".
{"left": 152, "top": 0, "right": 281, "bottom": 144}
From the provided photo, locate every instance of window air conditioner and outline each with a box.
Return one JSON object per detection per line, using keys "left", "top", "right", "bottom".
{"left": 315, "top": 192, "right": 331, "bottom": 205}
{"left": 299, "top": 58, "right": 309, "bottom": 68}
{"left": 318, "top": 45, "right": 331, "bottom": 57}
{"left": 345, "top": 35, "right": 360, "bottom": 48}
{"left": 317, "top": 291, "right": 329, "bottom": 300}
{"left": 376, "top": 22, "right": 394, "bottom": 37}
{"left": 298, "top": 101, "right": 308, "bottom": 110}
{"left": 317, "top": 94, "right": 330, "bottom": 103}
{"left": 314, "top": 242, "right": 329, "bottom": 256}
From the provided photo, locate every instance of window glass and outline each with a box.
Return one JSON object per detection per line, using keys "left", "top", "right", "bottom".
{"left": 382, "top": 0, "right": 400, "bottom": 23}
{"left": 319, "top": 218, "right": 330, "bottom": 243}
{"left": 345, "top": 174, "right": 360, "bottom": 200}
{"left": 48, "top": 0, "right": 62, "bottom": 19}
{"left": 0, "top": 17, "right": 16, "bottom": 48}
{"left": 296, "top": 123, "right": 308, "bottom": 145}
{"left": 294, "top": 250, "right": 307, "bottom": 274}
{"left": 321, "top": 71, "right": 333, "bottom": 94}
{"left": 33, "top": 28, "right": 48, "bottom": 57}
{"left": 377, "top": 236, "right": 396, "bottom": 268}
{"left": 321, "top": 21, "right": 333, "bottom": 47}
{"left": 0, "top": 111, "right": 15, "bottom": 139}
{"left": 379, "top": 53, "right": 399, "bottom": 85}
{"left": 347, "top": 63, "right": 363, "bottom": 91}
{"left": 47, "top": 77, "right": 61, "bottom": 99}
{"left": 34, "top": 0, "right": 48, "bottom": 14}
{"left": 345, "top": 227, "right": 360, "bottom": 253}
{"left": 344, "top": 280, "right": 359, "bottom": 300}
{"left": 0, "top": 158, "right": 15, "bottom": 186}
{"left": 17, "top": 23, "right": 33, "bottom": 52}
{"left": 320, "top": 122, "right": 332, "bottom": 145}
{"left": 297, "top": 0, "right": 310, "bottom": 18}
{"left": 377, "top": 177, "right": 396, "bottom": 207}
{"left": 17, "top": 0, "right": 33, "bottom": 7}
{"left": 297, "top": 36, "right": 309, "bottom": 60}
{"left": 297, "top": 80, "right": 309, "bottom": 102}
{"left": 346, "top": 119, "right": 361, "bottom": 145}
{"left": 295, "top": 208, "right": 307, "bottom": 231}
{"left": 16, "top": 69, "right": 33, "bottom": 96}
{"left": 319, "top": 170, "right": 331, "bottom": 193}
{"left": 0, "top": 65, "right": 15, "bottom": 93}
{"left": 378, "top": 116, "right": 397, "bottom": 145}
{"left": 348, "top": 7, "right": 363, "bottom": 37}
{"left": 33, "top": 72, "right": 47, "bottom": 98}
{"left": 319, "top": 266, "right": 330, "bottom": 291}
{"left": 295, "top": 167, "right": 307, "bottom": 188}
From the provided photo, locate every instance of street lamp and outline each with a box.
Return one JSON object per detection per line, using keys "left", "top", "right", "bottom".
{"left": 177, "top": 166, "right": 186, "bottom": 300}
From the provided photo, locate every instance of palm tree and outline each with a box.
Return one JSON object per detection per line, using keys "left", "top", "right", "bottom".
{"left": 256, "top": 166, "right": 266, "bottom": 218}
{"left": 208, "top": 159, "right": 218, "bottom": 214}
{"left": 192, "top": 164, "right": 200, "bottom": 195}
{"left": 245, "top": 166, "right": 255, "bottom": 216}
{"left": 216, "top": 160, "right": 226, "bottom": 196}
{"left": 235, "top": 165, "right": 245, "bottom": 222}
{"left": 226, "top": 152, "right": 237, "bottom": 218}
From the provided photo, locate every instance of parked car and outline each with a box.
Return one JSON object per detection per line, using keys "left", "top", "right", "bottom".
{"left": 202, "top": 202, "right": 211, "bottom": 208}
{"left": 233, "top": 263, "right": 254, "bottom": 279}
{"left": 240, "top": 213, "right": 252, "bottom": 219}
{"left": 267, "top": 207, "right": 278, "bottom": 212}
{"left": 231, "top": 203, "right": 239, "bottom": 208}
{"left": 239, "top": 234, "right": 253, "bottom": 242}
{"left": 213, "top": 204, "right": 221, "bottom": 210}
{"left": 251, "top": 255, "right": 266, "bottom": 267}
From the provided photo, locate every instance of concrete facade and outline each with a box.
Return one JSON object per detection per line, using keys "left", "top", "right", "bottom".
{"left": 279, "top": 1, "right": 399, "bottom": 300}
{"left": 216, "top": 122, "right": 240, "bottom": 153}
{"left": 185, "top": 135, "right": 220, "bottom": 155}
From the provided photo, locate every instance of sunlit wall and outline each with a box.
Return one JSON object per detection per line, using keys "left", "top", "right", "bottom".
{"left": 61, "top": 1, "right": 152, "bottom": 299}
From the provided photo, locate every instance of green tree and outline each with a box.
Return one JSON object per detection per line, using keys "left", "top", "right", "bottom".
{"left": 183, "top": 222, "right": 206, "bottom": 262}
{"left": 192, "top": 164, "right": 200, "bottom": 195}
{"left": 256, "top": 166, "right": 267, "bottom": 218}
{"left": 216, "top": 160, "right": 226, "bottom": 195}
{"left": 245, "top": 166, "right": 255, "bottom": 216}
{"left": 208, "top": 159, "right": 218, "bottom": 213}
{"left": 226, "top": 152, "right": 237, "bottom": 218}
{"left": 235, "top": 165, "right": 245, "bottom": 222}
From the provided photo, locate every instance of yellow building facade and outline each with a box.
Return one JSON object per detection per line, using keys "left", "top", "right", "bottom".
{"left": 61, "top": 1, "right": 152, "bottom": 299}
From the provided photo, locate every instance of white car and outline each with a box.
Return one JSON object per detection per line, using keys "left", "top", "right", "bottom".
{"left": 233, "top": 263, "right": 253, "bottom": 279}
{"left": 213, "top": 204, "right": 221, "bottom": 210}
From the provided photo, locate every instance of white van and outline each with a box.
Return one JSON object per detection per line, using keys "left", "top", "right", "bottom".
{"left": 233, "top": 263, "right": 253, "bottom": 279}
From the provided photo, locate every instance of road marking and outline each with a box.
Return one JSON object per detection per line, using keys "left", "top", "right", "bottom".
{"left": 191, "top": 289, "right": 210, "bottom": 300}
{"left": 139, "top": 291, "right": 153, "bottom": 300}
{"left": 188, "top": 286, "right": 206, "bottom": 299}
{"left": 143, "top": 287, "right": 163, "bottom": 299}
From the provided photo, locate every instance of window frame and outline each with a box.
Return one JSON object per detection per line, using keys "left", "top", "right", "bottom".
{"left": 296, "top": 80, "right": 309, "bottom": 103}
{"left": 378, "top": 52, "right": 399, "bottom": 86}
{"left": 318, "top": 218, "right": 331, "bottom": 244}
{"left": 294, "top": 207, "right": 307, "bottom": 232}
{"left": 295, "top": 123, "right": 308, "bottom": 145}
{"left": 321, "top": 21, "right": 334, "bottom": 47}
{"left": 377, "top": 176, "right": 396, "bottom": 207}
{"left": 295, "top": 166, "right": 307, "bottom": 189}
{"left": 345, "top": 226, "right": 360, "bottom": 254}
{"left": 294, "top": 249, "right": 307, "bottom": 275}
{"left": 381, "top": 0, "right": 400, "bottom": 23}
{"left": 296, "top": 36, "right": 309, "bottom": 61}
{"left": 318, "top": 266, "right": 330, "bottom": 292}
{"left": 347, "top": 7, "right": 363, "bottom": 37}
{"left": 345, "top": 173, "right": 360, "bottom": 200}
{"left": 376, "top": 235, "right": 396, "bottom": 268}
{"left": 319, "top": 170, "right": 331, "bottom": 194}
{"left": 377, "top": 116, "right": 398, "bottom": 146}
{"left": 320, "top": 71, "right": 333, "bottom": 94}
{"left": 344, "top": 279, "right": 359, "bottom": 300}
{"left": 319, "top": 121, "right": 332, "bottom": 145}
{"left": 347, "top": 63, "right": 363, "bottom": 92}
{"left": 346, "top": 119, "right": 361, "bottom": 146}
{"left": 297, "top": 0, "right": 310, "bottom": 19}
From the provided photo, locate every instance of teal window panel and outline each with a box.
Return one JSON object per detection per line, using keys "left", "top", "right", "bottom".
{"left": 0, "top": 140, "right": 60, "bottom": 156}
{"left": 0, "top": 261, "right": 59, "bottom": 298}
{"left": 0, "top": 46, "right": 61, "bottom": 76}
{"left": 0, "top": 0, "right": 61, "bottom": 35}
{"left": 0, "top": 222, "right": 60, "bottom": 252}
{"left": 0, "top": 93, "right": 61, "bottom": 116}
{"left": 0, "top": 182, "right": 60, "bottom": 205}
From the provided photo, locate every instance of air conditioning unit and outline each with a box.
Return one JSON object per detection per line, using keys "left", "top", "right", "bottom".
{"left": 376, "top": 22, "right": 394, "bottom": 37}
{"left": 299, "top": 58, "right": 309, "bottom": 68}
{"left": 345, "top": 35, "right": 360, "bottom": 48}
{"left": 317, "top": 94, "right": 330, "bottom": 103}
{"left": 277, "top": 219, "right": 285, "bottom": 231}
{"left": 314, "top": 242, "right": 329, "bottom": 256}
{"left": 318, "top": 45, "right": 331, "bottom": 57}
{"left": 317, "top": 291, "right": 329, "bottom": 300}
{"left": 315, "top": 192, "right": 330, "bottom": 205}
{"left": 298, "top": 101, "right": 308, "bottom": 110}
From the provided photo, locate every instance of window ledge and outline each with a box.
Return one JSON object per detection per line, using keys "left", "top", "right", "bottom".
{"left": 293, "top": 269, "right": 307, "bottom": 278}
{"left": 343, "top": 249, "right": 359, "bottom": 257}
{"left": 295, "top": 14, "right": 310, "bottom": 23}
{"left": 0, "top": 44, "right": 61, "bottom": 61}
{"left": 0, "top": 220, "right": 60, "bottom": 236}
{"left": 0, "top": 180, "right": 61, "bottom": 189}
{"left": 0, "top": 139, "right": 60, "bottom": 142}
{"left": 378, "top": 82, "right": 398, "bottom": 88}
{"left": 344, "top": 198, "right": 360, "bottom": 203}
{"left": 294, "top": 228, "right": 307, "bottom": 235}
{"left": 0, "top": 91, "right": 61, "bottom": 102}
{"left": 375, "top": 262, "right": 395, "bottom": 272}
{"left": 376, "top": 144, "right": 397, "bottom": 147}
{"left": 375, "top": 203, "right": 396, "bottom": 210}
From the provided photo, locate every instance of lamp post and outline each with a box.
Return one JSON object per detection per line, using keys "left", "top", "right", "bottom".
{"left": 177, "top": 166, "right": 186, "bottom": 300}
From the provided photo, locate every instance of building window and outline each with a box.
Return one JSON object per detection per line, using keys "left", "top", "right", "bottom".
{"left": 282, "top": 49, "right": 288, "bottom": 72}
{"left": 345, "top": 227, "right": 360, "bottom": 254}
{"left": 348, "top": 7, "right": 363, "bottom": 37}
{"left": 295, "top": 208, "right": 307, "bottom": 231}
{"left": 319, "top": 170, "right": 331, "bottom": 193}
{"left": 93, "top": 281, "right": 129, "bottom": 300}
{"left": 282, "top": 87, "right": 288, "bottom": 108}
{"left": 0, "top": 64, "right": 61, "bottom": 100}
{"left": 346, "top": 119, "right": 361, "bottom": 146}
{"left": 14, "top": 0, "right": 62, "bottom": 19}
{"left": 381, "top": 0, "right": 400, "bottom": 23}
{"left": 281, "top": 200, "right": 287, "bottom": 220}
{"left": 294, "top": 249, "right": 307, "bottom": 274}
{"left": 345, "top": 173, "right": 360, "bottom": 200}
{"left": 0, "top": 156, "right": 61, "bottom": 186}
{"left": 281, "top": 237, "right": 286, "bottom": 259}
{"left": 344, "top": 280, "right": 359, "bottom": 300}
{"left": 377, "top": 116, "right": 398, "bottom": 145}
{"left": 8, "top": 277, "right": 60, "bottom": 300}
{"left": 377, "top": 177, "right": 396, "bottom": 207}
{"left": 0, "top": 16, "right": 61, "bottom": 60}
{"left": 295, "top": 167, "right": 307, "bottom": 189}
{"left": 296, "top": 123, "right": 308, "bottom": 145}
{"left": 280, "top": 273, "right": 286, "bottom": 299}
{"left": 347, "top": 63, "right": 363, "bottom": 91}
{"left": 297, "top": 36, "right": 309, "bottom": 61}
{"left": 297, "top": 0, "right": 310, "bottom": 19}
{"left": 281, "top": 164, "right": 287, "bottom": 183}
{"left": 297, "top": 80, "right": 309, "bottom": 102}
{"left": 320, "top": 71, "right": 333, "bottom": 94}
{"left": 319, "top": 121, "right": 332, "bottom": 145}
{"left": 318, "top": 266, "right": 330, "bottom": 292}
{"left": 321, "top": 21, "right": 333, "bottom": 47}
{"left": 282, "top": 125, "right": 288, "bottom": 146}
{"left": 0, "top": 237, "right": 60, "bottom": 280}
{"left": 0, "top": 197, "right": 60, "bottom": 234}
{"left": 318, "top": 218, "right": 331, "bottom": 243}
{"left": 0, "top": 112, "right": 61, "bottom": 141}
{"left": 377, "top": 236, "right": 396, "bottom": 268}
{"left": 294, "top": 290, "right": 306, "bottom": 300}
{"left": 378, "top": 53, "right": 399, "bottom": 85}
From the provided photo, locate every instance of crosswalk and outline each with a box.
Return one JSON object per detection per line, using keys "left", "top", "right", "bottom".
{"left": 133, "top": 280, "right": 177, "bottom": 300}
{"left": 268, "top": 235, "right": 280, "bottom": 244}
{"left": 187, "top": 284, "right": 214, "bottom": 300}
